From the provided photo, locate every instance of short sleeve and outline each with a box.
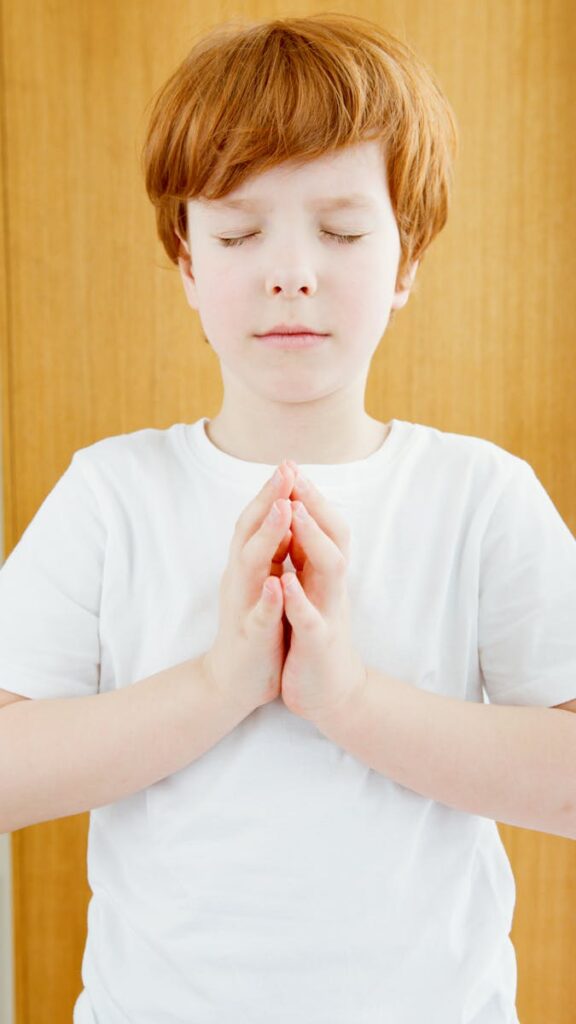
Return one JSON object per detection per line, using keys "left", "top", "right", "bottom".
{"left": 0, "top": 451, "right": 105, "bottom": 699}
{"left": 478, "top": 457, "right": 576, "bottom": 706}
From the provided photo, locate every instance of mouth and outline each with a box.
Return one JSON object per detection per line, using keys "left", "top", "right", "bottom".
{"left": 255, "top": 333, "right": 329, "bottom": 350}
{"left": 256, "top": 323, "right": 329, "bottom": 337}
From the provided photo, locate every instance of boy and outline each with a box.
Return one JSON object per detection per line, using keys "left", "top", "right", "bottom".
{"left": 1, "top": 13, "right": 575, "bottom": 1023}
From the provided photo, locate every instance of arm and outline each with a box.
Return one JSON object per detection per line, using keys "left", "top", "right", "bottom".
{"left": 0, "top": 654, "right": 249, "bottom": 833}
{"left": 278, "top": 459, "right": 576, "bottom": 840}
{"left": 314, "top": 665, "right": 576, "bottom": 840}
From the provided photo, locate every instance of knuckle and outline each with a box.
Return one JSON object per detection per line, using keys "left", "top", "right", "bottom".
{"left": 251, "top": 606, "right": 268, "bottom": 631}
{"left": 300, "top": 614, "right": 318, "bottom": 636}
{"left": 237, "top": 545, "right": 251, "bottom": 572}
{"left": 238, "top": 616, "right": 251, "bottom": 641}
{"left": 232, "top": 518, "right": 246, "bottom": 549}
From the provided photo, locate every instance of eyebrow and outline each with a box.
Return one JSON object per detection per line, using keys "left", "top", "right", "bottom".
{"left": 207, "top": 193, "right": 378, "bottom": 212}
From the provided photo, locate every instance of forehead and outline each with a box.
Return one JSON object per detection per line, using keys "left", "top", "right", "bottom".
{"left": 204, "top": 193, "right": 380, "bottom": 213}
{"left": 193, "top": 140, "right": 389, "bottom": 215}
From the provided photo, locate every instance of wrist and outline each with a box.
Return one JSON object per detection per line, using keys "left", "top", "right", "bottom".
{"left": 199, "top": 651, "right": 257, "bottom": 722}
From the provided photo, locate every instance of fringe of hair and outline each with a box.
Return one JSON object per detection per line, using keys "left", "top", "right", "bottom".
{"left": 140, "top": 12, "right": 458, "bottom": 295}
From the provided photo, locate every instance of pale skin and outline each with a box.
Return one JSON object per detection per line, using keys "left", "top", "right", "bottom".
{"left": 176, "top": 139, "right": 418, "bottom": 466}
{"left": 276, "top": 460, "right": 576, "bottom": 841}
{"left": 174, "top": 140, "right": 576, "bottom": 839}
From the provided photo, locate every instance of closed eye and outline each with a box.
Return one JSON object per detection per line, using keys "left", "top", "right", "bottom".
{"left": 217, "top": 231, "right": 365, "bottom": 248}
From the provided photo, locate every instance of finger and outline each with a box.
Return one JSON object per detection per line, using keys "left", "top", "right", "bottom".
{"left": 281, "top": 571, "right": 323, "bottom": 629}
{"left": 289, "top": 502, "right": 349, "bottom": 621}
{"left": 287, "top": 525, "right": 306, "bottom": 573}
{"left": 241, "top": 497, "right": 292, "bottom": 602}
{"left": 271, "top": 529, "right": 293, "bottom": 576}
{"left": 290, "top": 501, "right": 348, "bottom": 581}
{"left": 285, "top": 462, "right": 350, "bottom": 559}
{"left": 232, "top": 461, "right": 296, "bottom": 558}
{"left": 250, "top": 573, "right": 285, "bottom": 632}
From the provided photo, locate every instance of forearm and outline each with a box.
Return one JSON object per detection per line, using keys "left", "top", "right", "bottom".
{"left": 0, "top": 654, "right": 250, "bottom": 832}
{"left": 315, "top": 666, "right": 576, "bottom": 840}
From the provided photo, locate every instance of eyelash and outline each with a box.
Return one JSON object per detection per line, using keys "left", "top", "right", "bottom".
{"left": 218, "top": 231, "right": 364, "bottom": 248}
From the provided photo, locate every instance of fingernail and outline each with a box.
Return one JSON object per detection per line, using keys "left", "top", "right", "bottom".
{"left": 295, "top": 470, "right": 309, "bottom": 492}
{"left": 294, "top": 501, "right": 308, "bottom": 520}
{"left": 271, "top": 467, "right": 283, "bottom": 488}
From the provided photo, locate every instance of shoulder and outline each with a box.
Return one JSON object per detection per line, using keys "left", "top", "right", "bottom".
{"left": 405, "top": 420, "right": 531, "bottom": 499}
{"left": 69, "top": 423, "right": 189, "bottom": 488}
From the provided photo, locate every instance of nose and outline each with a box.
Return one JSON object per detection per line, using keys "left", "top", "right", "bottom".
{"left": 265, "top": 267, "right": 318, "bottom": 297}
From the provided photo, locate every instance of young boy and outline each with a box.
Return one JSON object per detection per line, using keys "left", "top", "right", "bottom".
{"left": 1, "top": 13, "right": 575, "bottom": 1023}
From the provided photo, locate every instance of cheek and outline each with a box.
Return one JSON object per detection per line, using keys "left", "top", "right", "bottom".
{"left": 334, "top": 254, "right": 395, "bottom": 312}
{"left": 332, "top": 255, "right": 398, "bottom": 347}
{"left": 198, "top": 263, "right": 251, "bottom": 317}
{"left": 222, "top": 276, "right": 254, "bottom": 310}
{"left": 194, "top": 263, "right": 255, "bottom": 350}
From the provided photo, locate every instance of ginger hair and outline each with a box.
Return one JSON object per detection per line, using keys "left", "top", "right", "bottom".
{"left": 141, "top": 12, "right": 458, "bottom": 300}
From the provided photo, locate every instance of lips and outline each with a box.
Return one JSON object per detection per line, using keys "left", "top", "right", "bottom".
{"left": 255, "top": 333, "right": 327, "bottom": 350}
{"left": 257, "top": 323, "right": 327, "bottom": 336}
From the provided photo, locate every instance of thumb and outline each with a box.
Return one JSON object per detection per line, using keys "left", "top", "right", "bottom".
{"left": 249, "top": 574, "right": 284, "bottom": 633}
{"left": 282, "top": 572, "right": 323, "bottom": 632}
{"left": 281, "top": 572, "right": 302, "bottom": 621}
{"left": 257, "top": 574, "right": 284, "bottom": 616}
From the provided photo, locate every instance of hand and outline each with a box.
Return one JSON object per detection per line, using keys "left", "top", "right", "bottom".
{"left": 202, "top": 461, "right": 298, "bottom": 716}
{"left": 279, "top": 462, "right": 368, "bottom": 724}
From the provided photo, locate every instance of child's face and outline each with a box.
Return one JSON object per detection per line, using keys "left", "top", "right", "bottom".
{"left": 177, "top": 139, "right": 417, "bottom": 408}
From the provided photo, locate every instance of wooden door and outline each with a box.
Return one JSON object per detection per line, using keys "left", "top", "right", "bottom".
{"left": 1, "top": 2, "right": 574, "bottom": 1020}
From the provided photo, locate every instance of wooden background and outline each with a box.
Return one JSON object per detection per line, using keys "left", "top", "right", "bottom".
{"left": 0, "top": 1, "right": 574, "bottom": 1021}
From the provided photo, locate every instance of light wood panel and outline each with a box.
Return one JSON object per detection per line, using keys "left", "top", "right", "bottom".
{"left": 0, "top": 1, "right": 574, "bottom": 1021}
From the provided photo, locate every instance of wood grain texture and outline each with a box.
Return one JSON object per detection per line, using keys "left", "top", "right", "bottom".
{"left": 0, "top": 1, "right": 574, "bottom": 1021}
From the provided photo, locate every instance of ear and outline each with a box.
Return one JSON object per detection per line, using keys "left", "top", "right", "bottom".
{"left": 175, "top": 229, "right": 200, "bottom": 310}
{"left": 390, "top": 259, "right": 419, "bottom": 311}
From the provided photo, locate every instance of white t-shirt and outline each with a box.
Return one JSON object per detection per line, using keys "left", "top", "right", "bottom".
{"left": 1, "top": 417, "right": 575, "bottom": 1024}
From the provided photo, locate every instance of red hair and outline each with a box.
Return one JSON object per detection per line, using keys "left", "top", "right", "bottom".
{"left": 140, "top": 12, "right": 458, "bottom": 296}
